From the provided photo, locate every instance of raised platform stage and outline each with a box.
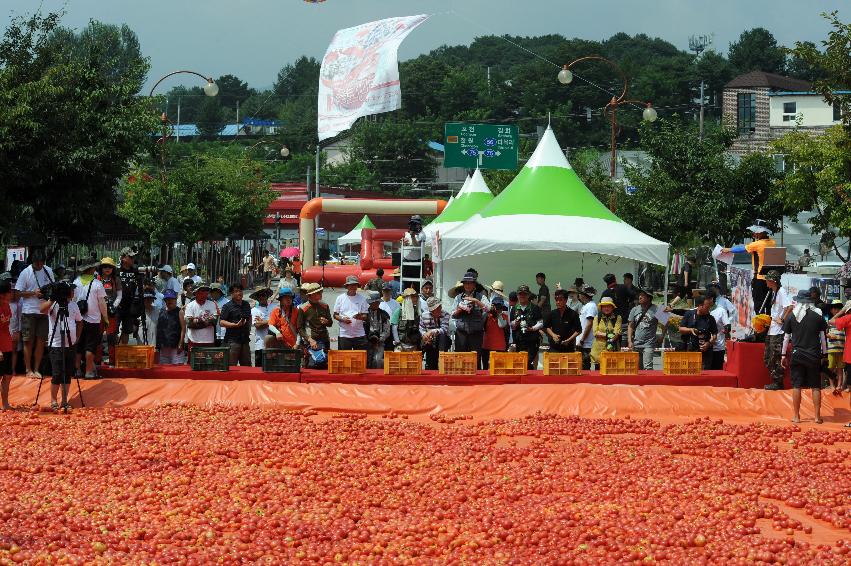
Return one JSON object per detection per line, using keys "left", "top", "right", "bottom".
{"left": 99, "top": 365, "right": 740, "bottom": 388}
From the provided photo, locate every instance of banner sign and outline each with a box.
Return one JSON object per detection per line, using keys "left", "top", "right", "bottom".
{"left": 318, "top": 14, "right": 429, "bottom": 141}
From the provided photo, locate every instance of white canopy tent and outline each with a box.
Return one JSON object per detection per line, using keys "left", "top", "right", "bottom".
{"left": 439, "top": 126, "right": 669, "bottom": 299}
{"left": 337, "top": 215, "right": 376, "bottom": 247}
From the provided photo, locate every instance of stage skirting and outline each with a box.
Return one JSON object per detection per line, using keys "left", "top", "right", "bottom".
{"left": 97, "top": 365, "right": 739, "bottom": 388}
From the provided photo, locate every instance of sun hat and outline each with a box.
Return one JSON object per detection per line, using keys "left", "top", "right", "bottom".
{"left": 119, "top": 246, "right": 137, "bottom": 257}
{"left": 367, "top": 291, "right": 381, "bottom": 304}
{"left": 489, "top": 280, "right": 506, "bottom": 298}
{"left": 303, "top": 282, "right": 324, "bottom": 295}
{"left": 402, "top": 287, "right": 417, "bottom": 297}
{"left": 793, "top": 289, "right": 814, "bottom": 303}
{"left": 426, "top": 296, "right": 442, "bottom": 311}
{"left": 580, "top": 285, "right": 597, "bottom": 298}
{"left": 516, "top": 284, "right": 532, "bottom": 294}
{"left": 194, "top": 281, "right": 211, "bottom": 292}
{"left": 598, "top": 297, "right": 617, "bottom": 308}
{"left": 100, "top": 257, "right": 117, "bottom": 269}
{"left": 163, "top": 290, "right": 178, "bottom": 300}
{"left": 278, "top": 287, "right": 294, "bottom": 297}
{"left": 79, "top": 260, "right": 100, "bottom": 272}
{"left": 765, "top": 270, "right": 782, "bottom": 283}
{"left": 747, "top": 219, "right": 773, "bottom": 235}
{"left": 344, "top": 275, "right": 360, "bottom": 287}
{"left": 210, "top": 282, "right": 224, "bottom": 293}
{"left": 159, "top": 265, "right": 174, "bottom": 274}
{"left": 180, "top": 264, "right": 189, "bottom": 272}
{"left": 829, "top": 299, "right": 843, "bottom": 308}
{"left": 249, "top": 286, "right": 272, "bottom": 300}
{"left": 637, "top": 288, "right": 653, "bottom": 298}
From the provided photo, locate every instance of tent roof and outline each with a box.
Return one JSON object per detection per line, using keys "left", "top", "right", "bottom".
{"left": 441, "top": 127, "right": 669, "bottom": 266}
{"left": 338, "top": 215, "right": 376, "bottom": 245}
{"left": 432, "top": 169, "right": 493, "bottom": 224}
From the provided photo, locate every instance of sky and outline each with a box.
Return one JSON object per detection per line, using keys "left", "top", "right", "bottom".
{"left": 2, "top": 0, "right": 841, "bottom": 91}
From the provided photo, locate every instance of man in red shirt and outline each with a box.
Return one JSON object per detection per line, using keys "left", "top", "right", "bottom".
{"left": 267, "top": 288, "right": 301, "bottom": 349}
{"left": 0, "top": 280, "right": 14, "bottom": 410}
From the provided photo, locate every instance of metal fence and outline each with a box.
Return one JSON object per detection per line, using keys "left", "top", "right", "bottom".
{"left": 46, "top": 237, "right": 275, "bottom": 288}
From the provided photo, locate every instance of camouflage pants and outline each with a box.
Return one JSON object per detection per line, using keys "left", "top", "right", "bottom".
{"left": 764, "top": 333, "right": 784, "bottom": 385}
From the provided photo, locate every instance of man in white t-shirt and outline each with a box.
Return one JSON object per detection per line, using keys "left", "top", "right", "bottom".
{"left": 14, "top": 250, "right": 55, "bottom": 378}
{"left": 186, "top": 263, "right": 202, "bottom": 285}
{"left": 763, "top": 270, "right": 794, "bottom": 390}
{"left": 184, "top": 282, "right": 219, "bottom": 348}
{"left": 72, "top": 261, "right": 108, "bottom": 379}
{"left": 250, "top": 287, "right": 274, "bottom": 367}
{"left": 708, "top": 292, "right": 731, "bottom": 371}
{"left": 575, "top": 285, "right": 598, "bottom": 370}
{"left": 333, "top": 275, "right": 369, "bottom": 350}
{"left": 40, "top": 282, "right": 82, "bottom": 410}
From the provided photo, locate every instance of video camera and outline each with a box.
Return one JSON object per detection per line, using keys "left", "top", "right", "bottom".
{"left": 40, "top": 280, "right": 75, "bottom": 307}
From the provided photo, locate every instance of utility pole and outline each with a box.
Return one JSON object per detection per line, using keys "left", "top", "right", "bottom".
{"left": 689, "top": 34, "right": 712, "bottom": 141}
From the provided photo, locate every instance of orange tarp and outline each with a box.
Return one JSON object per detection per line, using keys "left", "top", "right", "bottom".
{"left": 7, "top": 378, "right": 848, "bottom": 427}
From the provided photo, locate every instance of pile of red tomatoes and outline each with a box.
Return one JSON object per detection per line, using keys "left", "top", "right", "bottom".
{"left": 0, "top": 407, "right": 849, "bottom": 564}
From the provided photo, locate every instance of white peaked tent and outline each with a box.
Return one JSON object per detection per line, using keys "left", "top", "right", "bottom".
{"left": 423, "top": 169, "right": 493, "bottom": 242}
{"left": 337, "top": 215, "right": 376, "bottom": 247}
{"left": 439, "top": 126, "right": 669, "bottom": 297}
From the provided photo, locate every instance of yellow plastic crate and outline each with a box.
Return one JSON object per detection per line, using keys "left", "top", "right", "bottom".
{"left": 384, "top": 351, "right": 423, "bottom": 375}
{"left": 489, "top": 351, "right": 528, "bottom": 376}
{"left": 663, "top": 351, "right": 703, "bottom": 375}
{"left": 543, "top": 352, "right": 583, "bottom": 376}
{"left": 438, "top": 352, "right": 478, "bottom": 375}
{"left": 599, "top": 351, "right": 640, "bottom": 376}
{"left": 114, "top": 345, "right": 156, "bottom": 369}
{"left": 328, "top": 350, "right": 367, "bottom": 374}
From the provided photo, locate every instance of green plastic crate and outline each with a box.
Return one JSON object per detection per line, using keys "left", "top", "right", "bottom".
{"left": 189, "top": 347, "right": 230, "bottom": 372}
{"left": 262, "top": 349, "right": 302, "bottom": 373}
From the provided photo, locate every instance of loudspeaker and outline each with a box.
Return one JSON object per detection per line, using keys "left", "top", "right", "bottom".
{"left": 318, "top": 248, "right": 331, "bottom": 262}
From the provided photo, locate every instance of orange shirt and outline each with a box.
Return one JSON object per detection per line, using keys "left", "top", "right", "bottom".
{"left": 834, "top": 314, "right": 851, "bottom": 364}
{"left": 482, "top": 312, "right": 508, "bottom": 351}
{"left": 744, "top": 238, "right": 777, "bottom": 281}
{"left": 268, "top": 305, "right": 300, "bottom": 348}
{"left": 292, "top": 260, "right": 302, "bottom": 275}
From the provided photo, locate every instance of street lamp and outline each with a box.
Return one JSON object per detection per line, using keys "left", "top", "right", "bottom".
{"left": 149, "top": 70, "right": 219, "bottom": 179}
{"left": 245, "top": 140, "right": 290, "bottom": 160}
{"left": 558, "top": 56, "right": 656, "bottom": 210}
{"left": 274, "top": 212, "right": 281, "bottom": 247}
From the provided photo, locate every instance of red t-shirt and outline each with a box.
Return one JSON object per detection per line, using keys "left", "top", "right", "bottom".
{"left": 0, "top": 302, "right": 12, "bottom": 352}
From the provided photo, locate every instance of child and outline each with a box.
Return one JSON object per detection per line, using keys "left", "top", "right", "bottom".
{"left": 826, "top": 300, "right": 846, "bottom": 394}
{"left": 0, "top": 281, "right": 13, "bottom": 410}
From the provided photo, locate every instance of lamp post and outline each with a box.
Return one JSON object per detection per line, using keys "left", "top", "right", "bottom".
{"left": 558, "top": 56, "right": 656, "bottom": 209}
{"left": 274, "top": 212, "right": 281, "bottom": 248}
{"left": 244, "top": 140, "right": 290, "bottom": 159}
{"left": 149, "top": 71, "right": 219, "bottom": 178}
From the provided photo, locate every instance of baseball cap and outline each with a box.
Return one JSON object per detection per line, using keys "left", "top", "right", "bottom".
{"left": 163, "top": 290, "right": 177, "bottom": 300}
{"left": 160, "top": 265, "right": 174, "bottom": 274}
{"left": 187, "top": 262, "right": 197, "bottom": 271}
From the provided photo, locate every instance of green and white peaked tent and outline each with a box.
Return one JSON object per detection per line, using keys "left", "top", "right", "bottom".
{"left": 338, "top": 214, "right": 377, "bottom": 247}
{"left": 423, "top": 169, "right": 492, "bottom": 241}
{"left": 440, "top": 126, "right": 668, "bottom": 296}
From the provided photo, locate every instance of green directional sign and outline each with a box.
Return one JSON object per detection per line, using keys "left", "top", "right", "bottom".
{"left": 444, "top": 122, "right": 518, "bottom": 170}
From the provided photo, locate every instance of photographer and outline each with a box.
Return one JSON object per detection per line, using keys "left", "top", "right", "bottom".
{"left": 219, "top": 283, "right": 251, "bottom": 366}
{"left": 39, "top": 282, "right": 82, "bottom": 411}
{"left": 155, "top": 265, "right": 181, "bottom": 295}
{"left": 184, "top": 282, "right": 219, "bottom": 354}
{"left": 14, "top": 249, "right": 55, "bottom": 378}
{"left": 72, "top": 261, "right": 108, "bottom": 379}
{"left": 117, "top": 247, "right": 144, "bottom": 346}
{"left": 450, "top": 271, "right": 490, "bottom": 367}
{"left": 510, "top": 285, "right": 544, "bottom": 370}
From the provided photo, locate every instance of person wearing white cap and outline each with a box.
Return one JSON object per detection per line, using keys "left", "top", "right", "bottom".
{"left": 721, "top": 219, "right": 777, "bottom": 317}
{"left": 333, "top": 275, "right": 369, "bottom": 350}
{"left": 155, "top": 265, "right": 181, "bottom": 295}
{"left": 186, "top": 263, "right": 202, "bottom": 285}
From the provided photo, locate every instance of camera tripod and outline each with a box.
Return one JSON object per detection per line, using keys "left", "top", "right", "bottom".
{"left": 34, "top": 303, "right": 85, "bottom": 414}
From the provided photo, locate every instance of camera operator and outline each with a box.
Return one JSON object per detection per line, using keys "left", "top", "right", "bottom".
{"left": 155, "top": 265, "right": 181, "bottom": 295}
{"left": 72, "top": 261, "right": 108, "bottom": 379}
{"left": 14, "top": 249, "right": 55, "bottom": 379}
{"left": 39, "top": 282, "right": 82, "bottom": 410}
{"left": 117, "top": 247, "right": 144, "bottom": 345}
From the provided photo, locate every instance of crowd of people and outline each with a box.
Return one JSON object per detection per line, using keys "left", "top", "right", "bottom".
{"left": 1, "top": 242, "right": 850, "bottom": 425}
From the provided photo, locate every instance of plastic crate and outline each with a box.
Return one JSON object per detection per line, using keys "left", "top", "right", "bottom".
{"left": 438, "top": 352, "right": 478, "bottom": 375}
{"left": 328, "top": 350, "right": 367, "bottom": 374}
{"left": 114, "top": 345, "right": 156, "bottom": 369}
{"left": 543, "top": 352, "right": 583, "bottom": 376}
{"left": 489, "top": 351, "right": 528, "bottom": 376}
{"left": 384, "top": 351, "right": 423, "bottom": 375}
{"left": 599, "top": 351, "right": 639, "bottom": 376}
{"left": 262, "top": 348, "right": 302, "bottom": 373}
{"left": 662, "top": 351, "right": 703, "bottom": 375}
{"left": 189, "top": 347, "right": 230, "bottom": 372}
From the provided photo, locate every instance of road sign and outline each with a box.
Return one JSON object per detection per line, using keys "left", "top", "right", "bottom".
{"left": 444, "top": 122, "right": 518, "bottom": 170}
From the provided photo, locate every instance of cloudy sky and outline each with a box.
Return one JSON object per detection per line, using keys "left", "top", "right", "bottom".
{"left": 3, "top": 0, "right": 840, "bottom": 90}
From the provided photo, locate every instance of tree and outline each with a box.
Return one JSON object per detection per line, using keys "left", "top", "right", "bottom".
{"left": 216, "top": 73, "right": 255, "bottom": 112}
{"left": 0, "top": 12, "right": 157, "bottom": 242}
{"left": 770, "top": 126, "right": 851, "bottom": 262}
{"left": 617, "top": 118, "right": 781, "bottom": 250}
{"left": 785, "top": 41, "right": 827, "bottom": 83}
{"left": 274, "top": 56, "right": 320, "bottom": 98}
{"left": 728, "top": 28, "right": 786, "bottom": 75}
{"left": 119, "top": 156, "right": 275, "bottom": 244}
{"left": 195, "top": 96, "right": 225, "bottom": 139}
